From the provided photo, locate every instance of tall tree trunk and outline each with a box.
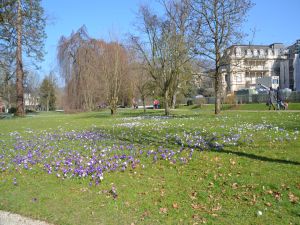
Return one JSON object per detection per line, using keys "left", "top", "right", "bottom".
{"left": 214, "top": 47, "right": 221, "bottom": 115}
{"left": 164, "top": 89, "right": 170, "bottom": 116}
{"left": 16, "top": 0, "right": 24, "bottom": 116}
{"left": 46, "top": 96, "right": 49, "bottom": 111}
{"left": 110, "top": 107, "right": 116, "bottom": 115}
{"left": 171, "top": 92, "right": 177, "bottom": 109}
{"left": 142, "top": 95, "right": 146, "bottom": 113}
{"left": 110, "top": 97, "right": 117, "bottom": 115}
{"left": 214, "top": 72, "right": 221, "bottom": 115}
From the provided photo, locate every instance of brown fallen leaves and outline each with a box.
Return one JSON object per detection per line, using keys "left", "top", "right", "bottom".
{"left": 140, "top": 210, "right": 150, "bottom": 221}
{"left": 172, "top": 202, "right": 179, "bottom": 209}
{"left": 191, "top": 203, "right": 207, "bottom": 210}
{"left": 213, "top": 156, "right": 220, "bottom": 162}
{"left": 265, "top": 202, "right": 272, "bottom": 207}
{"left": 288, "top": 192, "right": 299, "bottom": 204}
{"left": 266, "top": 190, "right": 282, "bottom": 201}
{"left": 190, "top": 191, "right": 197, "bottom": 200}
{"left": 230, "top": 158, "right": 236, "bottom": 166}
{"left": 211, "top": 203, "right": 222, "bottom": 212}
{"left": 232, "top": 183, "right": 238, "bottom": 189}
{"left": 160, "top": 189, "right": 165, "bottom": 197}
{"left": 191, "top": 203, "right": 222, "bottom": 216}
{"left": 159, "top": 207, "right": 168, "bottom": 214}
{"left": 266, "top": 189, "right": 299, "bottom": 204}
{"left": 192, "top": 214, "right": 207, "bottom": 224}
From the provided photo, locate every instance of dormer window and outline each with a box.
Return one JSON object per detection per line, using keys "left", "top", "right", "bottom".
{"left": 247, "top": 49, "right": 252, "bottom": 56}
{"left": 253, "top": 49, "right": 258, "bottom": 56}
{"left": 236, "top": 47, "right": 241, "bottom": 56}
{"left": 268, "top": 49, "right": 273, "bottom": 56}
{"left": 259, "top": 49, "right": 264, "bottom": 56}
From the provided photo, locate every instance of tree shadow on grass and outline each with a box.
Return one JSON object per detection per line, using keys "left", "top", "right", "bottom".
{"left": 74, "top": 107, "right": 218, "bottom": 120}
{"left": 75, "top": 109, "right": 165, "bottom": 119}
{"left": 214, "top": 149, "right": 300, "bottom": 166}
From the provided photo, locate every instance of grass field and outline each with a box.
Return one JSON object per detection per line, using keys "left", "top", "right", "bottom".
{"left": 184, "top": 103, "right": 300, "bottom": 111}
{"left": 0, "top": 108, "right": 300, "bottom": 225}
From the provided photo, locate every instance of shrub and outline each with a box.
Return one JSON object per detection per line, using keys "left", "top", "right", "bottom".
{"left": 187, "top": 99, "right": 193, "bottom": 106}
{"left": 25, "top": 109, "right": 36, "bottom": 113}
{"left": 8, "top": 107, "right": 16, "bottom": 114}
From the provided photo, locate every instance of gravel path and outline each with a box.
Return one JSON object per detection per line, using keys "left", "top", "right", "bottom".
{"left": 0, "top": 211, "right": 52, "bottom": 225}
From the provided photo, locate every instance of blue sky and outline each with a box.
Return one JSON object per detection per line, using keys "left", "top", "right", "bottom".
{"left": 244, "top": 0, "right": 300, "bottom": 45}
{"left": 40, "top": 0, "right": 300, "bottom": 78}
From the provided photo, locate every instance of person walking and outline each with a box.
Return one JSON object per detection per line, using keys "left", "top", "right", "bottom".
{"left": 268, "top": 87, "right": 276, "bottom": 110}
{"left": 276, "top": 87, "right": 286, "bottom": 110}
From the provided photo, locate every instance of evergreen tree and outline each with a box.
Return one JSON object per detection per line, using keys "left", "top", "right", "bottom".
{"left": 0, "top": 0, "right": 46, "bottom": 116}
{"left": 39, "top": 76, "right": 56, "bottom": 111}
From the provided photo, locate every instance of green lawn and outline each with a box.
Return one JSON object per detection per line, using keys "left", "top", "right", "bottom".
{"left": 0, "top": 109, "right": 299, "bottom": 225}
{"left": 228, "top": 103, "right": 300, "bottom": 111}
{"left": 180, "top": 103, "right": 300, "bottom": 111}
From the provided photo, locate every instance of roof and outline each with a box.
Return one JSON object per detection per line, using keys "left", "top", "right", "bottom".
{"left": 229, "top": 43, "right": 285, "bottom": 49}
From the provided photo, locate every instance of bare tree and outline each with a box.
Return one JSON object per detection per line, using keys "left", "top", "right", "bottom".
{"left": 58, "top": 26, "right": 90, "bottom": 111}
{"left": 58, "top": 27, "right": 105, "bottom": 111}
{"left": 161, "top": 0, "right": 195, "bottom": 108}
{"left": 131, "top": 61, "right": 154, "bottom": 113}
{"left": 190, "top": 0, "right": 253, "bottom": 114}
{"left": 76, "top": 39, "right": 106, "bottom": 110}
{"left": 131, "top": 0, "right": 198, "bottom": 115}
{"left": 132, "top": 3, "right": 193, "bottom": 115}
{"left": 58, "top": 27, "right": 129, "bottom": 114}
{"left": 102, "top": 42, "right": 128, "bottom": 115}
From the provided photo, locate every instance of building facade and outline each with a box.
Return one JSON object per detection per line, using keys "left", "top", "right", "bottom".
{"left": 224, "top": 43, "right": 289, "bottom": 93}
{"left": 24, "top": 93, "right": 39, "bottom": 110}
{"left": 287, "top": 39, "right": 300, "bottom": 91}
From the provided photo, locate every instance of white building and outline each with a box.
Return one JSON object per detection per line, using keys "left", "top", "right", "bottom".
{"left": 287, "top": 39, "right": 300, "bottom": 91}
{"left": 294, "top": 54, "right": 300, "bottom": 91}
{"left": 24, "top": 93, "right": 39, "bottom": 110}
{"left": 223, "top": 43, "right": 289, "bottom": 93}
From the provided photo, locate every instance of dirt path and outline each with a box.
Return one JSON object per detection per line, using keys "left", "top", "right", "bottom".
{"left": 0, "top": 211, "right": 52, "bottom": 225}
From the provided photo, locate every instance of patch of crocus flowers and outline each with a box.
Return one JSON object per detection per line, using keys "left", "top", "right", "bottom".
{"left": 0, "top": 117, "right": 298, "bottom": 186}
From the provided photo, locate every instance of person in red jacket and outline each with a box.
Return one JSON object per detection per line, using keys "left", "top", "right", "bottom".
{"left": 153, "top": 100, "right": 158, "bottom": 109}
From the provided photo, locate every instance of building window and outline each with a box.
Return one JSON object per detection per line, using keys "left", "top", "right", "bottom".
{"left": 236, "top": 47, "right": 241, "bottom": 56}
{"left": 253, "top": 49, "right": 258, "bottom": 56}
{"left": 236, "top": 75, "right": 242, "bottom": 83}
{"left": 247, "top": 49, "right": 252, "bottom": 56}
{"left": 259, "top": 49, "right": 265, "bottom": 56}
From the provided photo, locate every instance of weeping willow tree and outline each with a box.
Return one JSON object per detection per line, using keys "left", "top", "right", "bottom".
{"left": 101, "top": 42, "right": 129, "bottom": 115}
{"left": 57, "top": 26, "right": 102, "bottom": 111}
{"left": 58, "top": 26, "right": 129, "bottom": 115}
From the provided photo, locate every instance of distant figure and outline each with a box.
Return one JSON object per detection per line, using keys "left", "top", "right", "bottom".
{"left": 283, "top": 101, "right": 289, "bottom": 110}
{"left": 276, "top": 87, "right": 285, "bottom": 110}
{"left": 153, "top": 99, "right": 159, "bottom": 109}
{"left": 268, "top": 87, "right": 276, "bottom": 110}
{"left": 132, "top": 98, "right": 138, "bottom": 109}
